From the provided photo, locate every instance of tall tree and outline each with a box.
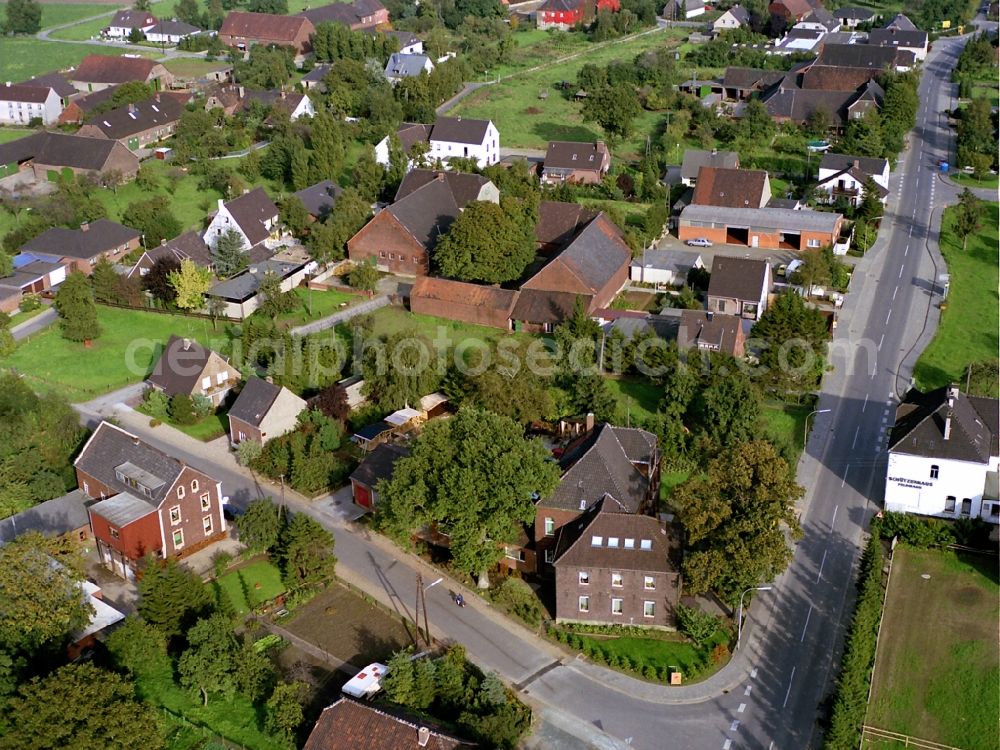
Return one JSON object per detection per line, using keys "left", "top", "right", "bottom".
{"left": 168, "top": 259, "right": 213, "bottom": 310}
{"left": 178, "top": 613, "right": 238, "bottom": 705}
{"left": 362, "top": 330, "right": 442, "bottom": 410}
{"left": 0, "top": 312, "right": 14, "bottom": 358}
{"left": 433, "top": 198, "right": 536, "bottom": 284}
{"left": 247, "top": 0, "right": 288, "bottom": 12}
{"left": 143, "top": 255, "right": 181, "bottom": 305}
{"left": 376, "top": 407, "right": 561, "bottom": 587}
{"left": 581, "top": 82, "right": 641, "bottom": 142}
{"left": 279, "top": 195, "right": 310, "bottom": 238}
{"left": 174, "top": 0, "right": 202, "bottom": 26}
{"left": 0, "top": 533, "right": 92, "bottom": 655}
{"left": 90, "top": 257, "right": 121, "bottom": 305}
{"left": 54, "top": 271, "right": 101, "bottom": 342}
{"left": 278, "top": 513, "right": 336, "bottom": 588}
{"left": 953, "top": 188, "right": 985, "bottom": 251}
{"left": 3, "top": 663, "right": 164, "bottom": 750}
{"left": 750, "top": 291, "right": 828, "bottom": 393}
{"left": 308, "top": 112, "right": 346, "bottom": 181}
{"left": 212, "top": 228, "right": 248, "bottom": 278}
{"left": 265, "top": 681, "right": 307, "bottom": 741}
{"left": 673, "top": 440, "right": 802, "bottom": 603}
{"left": 3, "top": 0, "right": 42, "bottom": 34}
{"left": 106, "top": 617, "right": 170, "bottom": 677}
{"left": 237, "top": 498, "right": 283, "bottom": 553}
{"left": 137, "top": 560, "right": 214, "bottom": 642}
{"left": 121, "top": 196, "right": 182, "bottom": 248}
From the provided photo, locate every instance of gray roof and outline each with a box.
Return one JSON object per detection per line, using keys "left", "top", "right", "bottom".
{"left": 89, "top": 491, "right": 158, "bottom": 527}
{"left": 396, "top": 121, "right": 433, "bottom": 153}
{"left": 534, "top": 213, "right": 631, "bottom": 294}
{"left": 885, "top": 12, "right": 918, "bottom": 30}
{"left": 681, "top": 204, "right": 842, "bottom": 233}
{"left": 146, "top": 19, "right": 201, "bottom": 35}
{"left": 630, "top": 249, "right": 703, "bottom": 275}
{"left": 804, "top": 7, "right": 838, "bottom": 29}
{"left": 833, "top": 6, "right": 875, "bottom": 20}
{"left": 543, "top": 140, "right": 608, "bottom": 171}
{"left": 868, "top": 28, "right": 928, "bottom": 48}
{"left": 890, "top": 387, "right": 998, "bottom": 463}
{"left": 677, "top": 309, "right": 744, "bottom": 355}
{"left": 228, "top": 377, "right": 281, "bottom": 427}
{"left": 542, "top": 424, "right": 657, "bottom": 513}
{"left": 386, "top": 178, "right": 460, "bottom": 249}
{"left": 209, "top": 259, "right": 303, "bottom": 302}
{"left": 75, "top": 421, "right": 186, "bottom": 506}
{"left": 150, "top": 231, "right": 213, "bottom": 267}
{"left": 708, "top": 255, "right": 770, "bottom": 302}
{"left": 349, "top": 443, "right": 409, "bottom": 488}
{"left": 553, "top": 497, "right": 677, "bottom": 573}
{"left": 816, "top": 43, "right": 900, "bottom": 69}
{"left": 15, "top": 71, "right": 77, "bottom": 99}
{"left": 294, "top": 179, "right": 342, "bottom": 219}
{"left": 681, "top": 148, "right": 739, "bottom": 180}
{"left": 223, "top": 187, "right": 279, "bottom": 246}
{"left": 0, "top": 132, "right": 137, "bottom": 174}
{"left": 21, "top": 220, "right": 140, "bottom": 260}
{"left": 297, "top": 0, "right": 384, "bottom": 26}
{"left": 430, "top": 116, "right": 492, "bottom": 145}
{"left": 364, "top": 28, "right": 421, "bottom": 48}
{"left": 394, "top": 170, "right": 491, "bottom": 206}
{"left": 384, "top": 53, "right": 432, "bottom": 79}
{"left": 762, "top": 87, "right": 861, "bottom": 124}
{"left": 84, "top": 94, "right": 186, "bottom": 140}
{"left": 110, "top": 9, "right": 156, "bottom": 28}
{"left": 724, "top": 4, "right": 751, "bottom": 23}
{"left": 147, "top": 335, "right": 217, "bottom": 396}
{"left": 301, "top": 64, "right": 331, "bottom": 85}
{"left": 0, "top": 82, "right": 56, "bottom": 104}
{"left": 0, "top": 490, "right": 92, "bottom": 544}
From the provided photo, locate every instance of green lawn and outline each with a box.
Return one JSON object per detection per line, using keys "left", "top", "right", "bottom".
{"left": 0, "top": 128, "right": 33, "bottom": 144}
{"left": 969, "top": 80, "right": 999, "bottom": 107}
{"left": 577, "top": 627, "right": 730, "bottom": 682}
{"left": 361, "top": 304, "right": 529, "bottom": 346}
{"left": 47, "top": 0, "right": 174, "bottom": 40}
{"left": 485, "top": 27, "right": 596, "bottom": 79}
{"left": 759, "top": 400, "right": 812, "bottom": 463}
{"left": 451, "top": 28, "right": 685, "bottom": 161}
{"left": 172, "top": 407, "right": 230, "bottom": 442}
{"left": 865, "top": 547, "right": 999, "bottom": 750}
{"left": 135, "top": 663, "right": 286, "bottom": 750}
{"left": 913, "top": 202, "right": 999, "bottom": 397}
{"left": 0, "top": 40, "right": 157, "bottom": 82}
{"left": 215, "top": 560, "right": 286, "bottom": 616}
{"left": 659, "top": 469, "right": 692, "bottom": 505}
{"left": 273, "top": 287, "right": 362, "bottom": 329}
{"left": 0, "top": 2, "right": 116, "bottom": 31}
{"left": 6, "top": 305, "right": 47, "bottom": 328}
{"left": 951, "top": 171, "right": 1000, "bottom": 189}
{"left": 606, "top": 377, "right": 661, "bottom": 422}
{"left": 1, "top": 306, "right": 229, "bottom": 402}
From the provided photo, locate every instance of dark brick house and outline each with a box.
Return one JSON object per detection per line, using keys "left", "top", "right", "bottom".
{"left": 516, "top": 422, "right": 659, "bottom": 574}
{"left": 218, "top": 11, "right": 315, "bottom": 59}
{"left": 297, "top": 0, "right": 390, "bottom": 31}
{"left": 75, "top": 421, "right": 227, "bottom": 579}
{"left": 0, "top": 131, "right": 139, "bottom": 183}
{"left": 76, "top": 92, "right": 187, "bottom": 151}
{"left": 552, "top": 497, "right": 681, "bottom": 628}
{"left": 18, "top": 219, "right": 141, "bottom": 275}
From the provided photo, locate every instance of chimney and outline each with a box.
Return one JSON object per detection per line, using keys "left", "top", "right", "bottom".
{"left": 853, "top": 159, "right": 860, "bottom": 169}
{"left": 585, "top": 412, "right": 595, "bottom": 432}
{"left": 706, "top": 310, "right": 714, "bottom": 321}
{"left": 128, "top": 102, "right": 136, "bottom": 114}
{"left": 132, "top": 437, "right": 140, "bottom": 446}
{"left": 217, "top": 197, "right": 225, "bottom": 210}
{"left": 947, "top": 383, "right": 960, "bottom": 406}
{"left": 417, "top": 727, "right": 431, "bottom": 747}
{"left": 160, "top": 238, "right": 167, "bottom": 246}
{"left": 80, "top": 222, "right": 89, "bottom": 232}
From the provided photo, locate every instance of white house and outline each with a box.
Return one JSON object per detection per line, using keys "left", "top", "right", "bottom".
{"left": 713, "top": 4, "right": 750, "bottom": 32}
{"left": 630, "top": 249, "right": 704, "bottom": 286}
{"left": 203, "top": 187, "right": 280, "bottom": 250}
{"left": 666, "top": 0, "right": 705, "bottom": 19}
{"left": 106, "top": 9, "right": 157, "bottom": 38}
{"left": 868, "top": 27, "right": 929, "bottom": 63}
{"left": 886, "top": 385, "right": 1000, "bottom": 524}
{"left": 833, "top": 6, "right": 875, "bottom": 28}
{"left": 144, "top": 19, "right": 202, "bottom": 45}
{"left": 816, "top": 153, "right": 890, "bottom": 207}
{"left": 0, "top": 83, "right": 63, "bottom": 125}
{"left": 375, "top": 116, "right": 500, "bottom": 171}
{"left": 383, "top": 53, "right": 435, "bottom": 84}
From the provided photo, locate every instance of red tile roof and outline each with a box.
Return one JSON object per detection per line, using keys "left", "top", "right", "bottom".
{"left": 219, "top": 11, "right": 313, "bottom": 42}
{"left": 691, "top": 167, "right": 769, "bottom": 208}
{"left": 72, "top": 54, "right": 160, "bottom": 84}
{"left": 302, "top": 698, "right": 471, "bottom": 750}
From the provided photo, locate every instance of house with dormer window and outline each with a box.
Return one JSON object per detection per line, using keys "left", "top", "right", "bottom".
{"left": 75, "top": 421, "right": 227, "bottom": 578}
{"left": 203, "top": 187, "right": 280, "bottom": 250}
{"left": 541, "top": 140, "right": 611, "bottom": 185}
{"left": 147, "top": 335, "right": 242, "bottom": 407}
{"left": 552, "top": 497, "right": 681, "bottom": 628}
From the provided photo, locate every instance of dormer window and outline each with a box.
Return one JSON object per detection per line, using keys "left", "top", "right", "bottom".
{"left": 640, "top": 539, "right": 652, "bottom": 551}
{"left": 624, "top": 538, "right": 635, "bottom": 549}
{"left": 591, "top": 535, "right": 603, "bottom": 547}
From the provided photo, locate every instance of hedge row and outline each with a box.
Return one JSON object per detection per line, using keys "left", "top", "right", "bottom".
{"left": 824, "top": 534, "right": 886, "bottom": 749}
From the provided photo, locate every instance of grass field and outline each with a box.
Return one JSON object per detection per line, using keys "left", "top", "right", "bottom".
{"left": 913, "top": 202, "right": 999, "bottom": 397}
{"left": 0, "top": 40, "right": 157, "bottom": 82}
{"left": 1, "top": 305, "right": 229, "bottom": 401}
{"left": 171, "top": 407, "right": 229, "bottom": 442}
{"left": 273, "top": 288, "right": 361, "bottom": 329}
{"left": 484, "top": 27, "right": 596, "bottom": 79}
{"left": 865, "top": 547, "right": 999, "bottom": 750}
{"left": 215, "top": 560, "right": 286, "bottom": 616}
{"left": 951, "top": 171, "right": 1000, "bottom": 189}
{"left": 47, "top": 0, "right": 174, "bottom": 39}
{"left": 759, "top": 400, "right": 812, "bottom": 463}
{"left": 606, "top": 377, "right": 660, "bottom": 422}
{"left": 576, "top": 627, "right": 730, "bottom": 682}
{"left": 0, "top": 128, "right": 33, "bottom": 144}
{"left": 0, "top": 2, "right": 114, "bottom": 30}
{"left": 361, "top": 304, "right": 530, "bottom": 346}
{"left": 451, "top": 28, "right": 684, "bottom": 161}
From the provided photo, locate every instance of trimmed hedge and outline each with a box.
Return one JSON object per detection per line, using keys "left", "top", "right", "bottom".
{"left": 824, "top": 534, "right": 885, "bottom": 749}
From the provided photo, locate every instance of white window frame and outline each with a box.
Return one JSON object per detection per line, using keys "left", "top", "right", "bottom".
{"left": 578, "top": 595, "right": 590, "bottom": 613}
{"left": 203, "top": 516, "right": 213, "bottom": 535}
{"left": 200, "top": 492, "right": 211, "bottom": 511}
{"left": 544, "top": 517, "right": 555, "bottom": 536}
{"left": 172, "top": 529, "right": 184, "bottom": 549}
{"left": 191, "top": 479, "right": 199, "bottom": 493}
{"left": 544, "top": 548, "right": 554, "bottom": 564}
{"left": 611, "top": 598, "right": 623, "bottom": 615}
{"left": 578, "top": 571, "right": 590, "bottom": 585}
{"left": 611, "top": 572, "right": 623, "bottom": 588}
{"left": 644, "top": 575, "right": 655, "bottom": 590}
{"left": 176, "top": 485, "right": 185, "bottom": 499}
{"left": 643, "top": 600, "right": 655, "bottom": 618}
{"left": 169, "top": 505, "right": 181, "bottom": 524}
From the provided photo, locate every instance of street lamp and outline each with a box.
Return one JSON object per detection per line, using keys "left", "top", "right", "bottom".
{"left": 415, "top": 575, "right": 443, "bottom": 648}
{"left": 736, "top": 585, "right": 772, "bottom": 650}
{"left": 804, "top": 408, "right": 831, "bottom": 448}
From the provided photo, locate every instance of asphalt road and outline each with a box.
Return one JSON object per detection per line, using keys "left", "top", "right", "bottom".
{"left": 70, "top": 29, "right": 974, "bottom": 750}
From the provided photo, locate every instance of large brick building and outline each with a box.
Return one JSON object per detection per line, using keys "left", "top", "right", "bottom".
{"left": 76, "top": 421, "right": 227, "bottom": 579}
{"left": 18, "top": 219, "right": 141, "bottom": 275}
{"left": 0, "top": 131, "right": 139, "bottom": 184}
{"left": 69, "top": 54, "right": 173, "bottom": 93}
{"left": 77, "top": 93, "right": 187, "bottom": 151}
{"left": 218, "top": 12, "right": 315, "bottom": 60}
{"left": 677, "top": 205, "right": 843, "bottom": 252}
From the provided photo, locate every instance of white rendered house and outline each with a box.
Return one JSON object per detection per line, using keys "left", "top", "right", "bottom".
{"left": 816, "top": 153, "right": 890, "bottom": 207}
{"left": 0, "top": 83, "right": 62, "bottom": 125}
{"left": 885, "top": 385, "right": 1000, "bottom": 523}
{"left": 375, "top": 116, "right": 500, "bottom": 171}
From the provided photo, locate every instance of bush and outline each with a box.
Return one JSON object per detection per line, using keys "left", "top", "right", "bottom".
{"left": 675, "top": 604, "right": 722, "bottom": 646}
{"left": 141, "top": 388, "right": 170, "bottom": 421}
{"left": 168, "top": 393, "right": 198, "bottom": 425}
{"left": 212, "top": 551, "right": 233, "bottom": 578}
{"left": 236, "top": 439, "right": 263, "bottom": 467}
{"left": 825, "top": 535, "right": 885, "bottom": 749}
{"left": 18, "top": 294, "right": 41, "bottom": 312}
{"left": 192, "top": 394, "right": 214, "bottom": 419}
{"left": 489, "top": 578, "right": 543, "bottom": 629}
